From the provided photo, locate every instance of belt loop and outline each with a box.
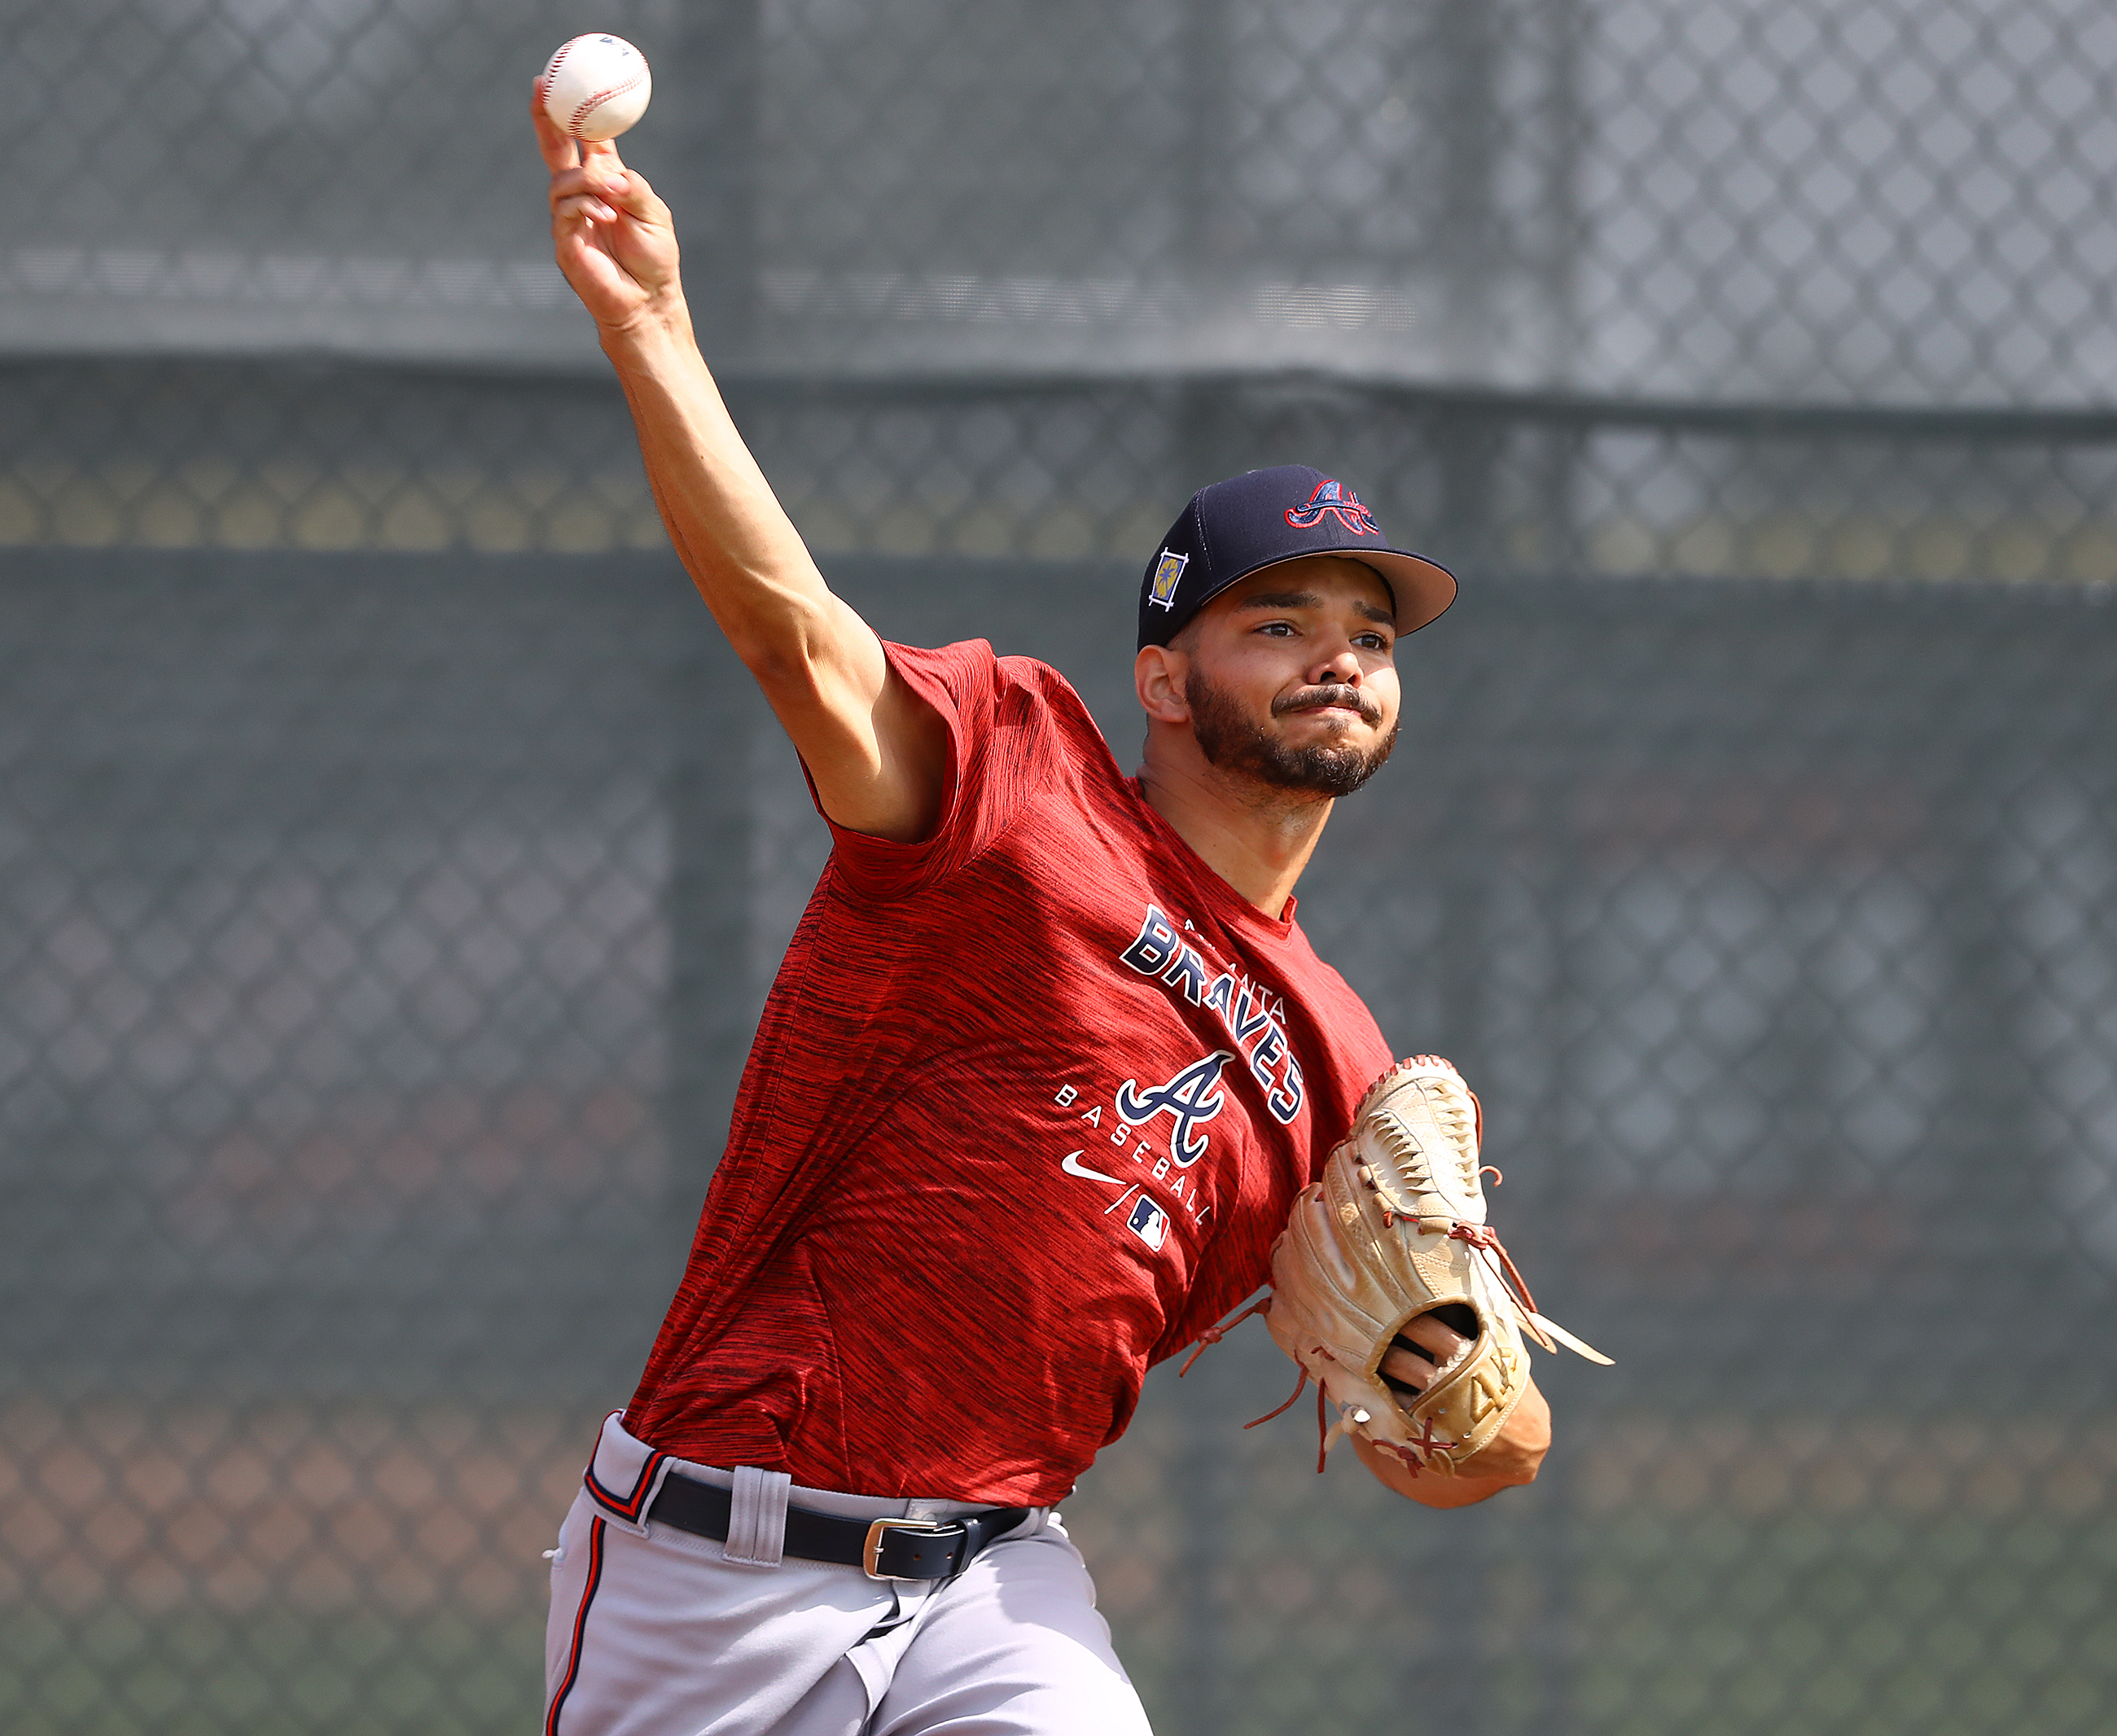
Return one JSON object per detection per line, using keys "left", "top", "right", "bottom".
{"left": 582, "top": 1411, "right": 672, "bottom": 1537}
{"left": 722, "top": 1466, "right": 792, "bottom": 1567}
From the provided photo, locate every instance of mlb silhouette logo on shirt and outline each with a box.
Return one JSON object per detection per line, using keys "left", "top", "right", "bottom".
{"left": 1128, "top": 1195, "right": 1169, "bottom": 1252}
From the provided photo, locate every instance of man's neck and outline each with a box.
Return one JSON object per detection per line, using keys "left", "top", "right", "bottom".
{"left": 1137, "top": 755, "right": 1334, "bottom": 919}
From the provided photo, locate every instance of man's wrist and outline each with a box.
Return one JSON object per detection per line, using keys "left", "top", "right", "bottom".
{"left": 598, "top": 294, "right": 699, "bottom": 368}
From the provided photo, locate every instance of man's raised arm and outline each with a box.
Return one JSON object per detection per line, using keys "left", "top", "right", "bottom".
{"left": 534, "top": 94, "right": 948, "bottom": 843}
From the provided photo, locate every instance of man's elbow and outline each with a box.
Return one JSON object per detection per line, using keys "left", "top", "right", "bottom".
{"left": 1409, "top": 1444, "right": 1544, "bottom": 1509}
{"left": 1467, "top": 1379, "right": 1554, "bottom": 1488}
{"left": 1408, "top": 1452, "right": 1543, "bottom": 1511}
{"left": 728, "top": 597, "right": 835, "bottom": 697}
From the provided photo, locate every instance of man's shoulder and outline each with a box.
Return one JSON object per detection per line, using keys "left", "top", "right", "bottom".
{"left": 890, "top": 639, "right": 1110, "bottom": 757}
{"left": 885, "top": 638, "right": 1072, "bottom": 704}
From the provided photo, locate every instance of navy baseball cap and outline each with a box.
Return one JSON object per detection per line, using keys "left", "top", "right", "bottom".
{"left": 1137, "top": 465, "right": 1456, "bottom": 650}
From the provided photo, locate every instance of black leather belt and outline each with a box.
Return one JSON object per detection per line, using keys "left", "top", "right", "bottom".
{"left": 646, "top": 1470, "right": 1032, "bottom": 1581}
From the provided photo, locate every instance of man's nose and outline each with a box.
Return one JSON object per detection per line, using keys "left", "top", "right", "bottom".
{"left": 1309, "top": 645, "right": 1363, "bottom": 686}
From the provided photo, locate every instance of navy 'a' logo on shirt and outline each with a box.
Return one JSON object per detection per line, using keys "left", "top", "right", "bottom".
{"left": 1115, "top": 1051, "right": 1234, "bottom": 1167}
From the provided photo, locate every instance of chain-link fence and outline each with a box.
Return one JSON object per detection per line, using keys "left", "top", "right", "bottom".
{"left": 3, "top": 3, "right": 2115, "bottom": 1734}
{"left": 11, "top": 1, "right": 2117, "bottom": 400}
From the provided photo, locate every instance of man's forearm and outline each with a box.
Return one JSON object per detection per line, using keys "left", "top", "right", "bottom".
{"left": 536, "top": 112, "right": 943, "bottom": 841}
{"left": 602, "top": 307, "right": 844, "bottom": 674}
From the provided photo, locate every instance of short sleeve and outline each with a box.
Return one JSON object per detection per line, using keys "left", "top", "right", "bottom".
{"left": 813, "top": 639, "right": 1061, "bottom": 901}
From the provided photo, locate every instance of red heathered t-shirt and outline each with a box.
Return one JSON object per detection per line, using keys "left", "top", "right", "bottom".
{"left": 624, "top": 640, "right": 1395, "bottom": 1505}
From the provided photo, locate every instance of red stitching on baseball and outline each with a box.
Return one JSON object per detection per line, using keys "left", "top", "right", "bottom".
{"left": 538, "top": 40, "right": 574, "bottom": 107}
{"left": 570, "top": 71, "right": 646, "bottom": 135}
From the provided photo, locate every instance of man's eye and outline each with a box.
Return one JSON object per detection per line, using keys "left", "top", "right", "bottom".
{"left": 1258, "top": 621, "right": 1295, "bottom": 636}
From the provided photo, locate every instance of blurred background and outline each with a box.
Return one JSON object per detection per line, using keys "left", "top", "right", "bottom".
{"left": 2, "top": 2, "right": 2114, "bottom": 1733}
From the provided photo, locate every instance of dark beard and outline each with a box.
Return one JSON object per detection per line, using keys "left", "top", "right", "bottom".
{"left": 1184, "top": 669, "right": 1399, "bottom": 798}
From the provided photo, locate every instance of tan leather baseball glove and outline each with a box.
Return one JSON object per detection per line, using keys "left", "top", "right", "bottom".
{"left": 1256, "top": 1055, "right": 1610, "bottom": 1478}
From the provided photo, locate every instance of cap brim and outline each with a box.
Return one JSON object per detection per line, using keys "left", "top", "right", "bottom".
{"left": 1192, "top": 547, "right": 1459, "bottom": 637}
{"left": 1353, "top": 548, "right": 1458, "bottom": 634}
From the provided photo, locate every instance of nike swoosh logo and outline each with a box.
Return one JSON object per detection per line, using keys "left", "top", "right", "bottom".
{"left": 1060, "top": 1150, "right": 1124, "bottom": 1185}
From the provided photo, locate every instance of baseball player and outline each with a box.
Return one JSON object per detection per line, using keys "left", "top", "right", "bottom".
{"left": 534, "top": 98, "right": 1553, "bottom": 1736}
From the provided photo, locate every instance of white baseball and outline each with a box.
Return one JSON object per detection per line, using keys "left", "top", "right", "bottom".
{"left": 539, "top": 34, "right": 652, "bottom": 143}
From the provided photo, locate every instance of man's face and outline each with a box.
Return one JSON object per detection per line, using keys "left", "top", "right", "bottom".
{"left": 1176, "top": 556, "right": 1402, "bottom": 799}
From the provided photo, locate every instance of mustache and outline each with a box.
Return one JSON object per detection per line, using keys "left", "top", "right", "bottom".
{"left": 1273, "top": 684, "right": 1384, "bottom": 725}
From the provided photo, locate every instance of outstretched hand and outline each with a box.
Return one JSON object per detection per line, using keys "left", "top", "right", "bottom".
{"left": 532, "top": 84, "right": 682, "bottom": 334}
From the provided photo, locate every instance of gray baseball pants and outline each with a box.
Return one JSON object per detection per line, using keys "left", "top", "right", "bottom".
{"left": 543, "top": 1414, "right": 1153, "bottom": 1736}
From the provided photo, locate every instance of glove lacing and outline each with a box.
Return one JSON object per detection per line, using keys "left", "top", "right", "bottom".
{"left": 1177, "top": 1296, "right": 1409, "bottom": 1473}
{"left": 1177, "top": 1294, "right": 1319, "bottom": 1427}
{"left": 1365, "top": 1080, "right": 1481, "bottom": 1227}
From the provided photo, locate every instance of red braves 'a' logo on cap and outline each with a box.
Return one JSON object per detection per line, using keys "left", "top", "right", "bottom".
{"left": 1285, "top": 478, "right": 1380, "bottom": 536}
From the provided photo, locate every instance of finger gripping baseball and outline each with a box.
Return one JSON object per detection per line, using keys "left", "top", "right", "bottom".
{"left": 1256, "top": 1056, "right": 1611, "bottom": 1477}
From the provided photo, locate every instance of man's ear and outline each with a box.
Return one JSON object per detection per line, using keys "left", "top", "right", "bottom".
{"left": 1134, "top": 644, "right": 1191, "bottom": 723}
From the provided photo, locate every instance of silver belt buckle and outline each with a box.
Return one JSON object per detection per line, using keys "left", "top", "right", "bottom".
{"left": 862, "top": 1516, "right": 957, "bottom": 1580}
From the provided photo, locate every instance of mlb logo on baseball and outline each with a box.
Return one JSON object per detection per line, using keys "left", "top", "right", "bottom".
{"left": 1127, "top": 1195, "right": 1168, "bottom": 1251}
